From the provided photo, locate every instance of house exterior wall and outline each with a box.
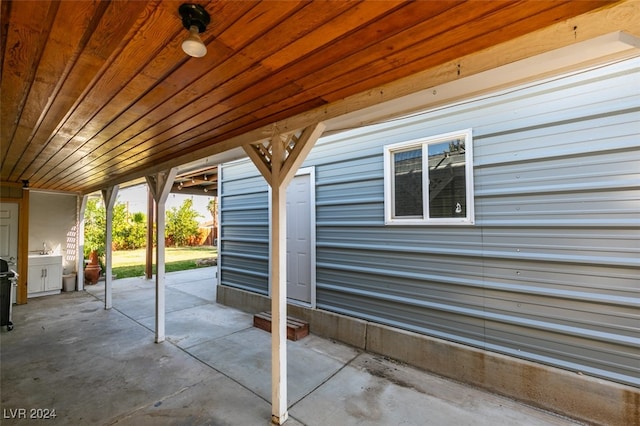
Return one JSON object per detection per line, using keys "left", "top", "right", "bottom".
{"left": 29, "top": 191, "right": 78, "bottom": 273}
{"left": 219, "top": 57, "right": 640, "bottom": 387}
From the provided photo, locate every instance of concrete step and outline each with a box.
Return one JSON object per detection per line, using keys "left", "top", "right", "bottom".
{"left": 253, "top": 311, "right": 309, "bottom": 341}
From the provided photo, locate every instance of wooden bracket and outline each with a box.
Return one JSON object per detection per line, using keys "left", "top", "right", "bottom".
{"left": 145, "top": 168, "right": 177, "bottom": 204}
{"left": 244, "top": 122, "right": 325, "bottom": 189}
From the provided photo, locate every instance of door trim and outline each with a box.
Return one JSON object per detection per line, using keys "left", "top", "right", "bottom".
{"left": 1, "top": 193, "right": 29, "bottom": 304}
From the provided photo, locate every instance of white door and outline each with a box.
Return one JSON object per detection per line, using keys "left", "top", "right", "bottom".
{"left": 0, "top": 203, "right": 19, "bottom": 303}
{"left": 286, "top": 169, "right": 315, "bottom": 305}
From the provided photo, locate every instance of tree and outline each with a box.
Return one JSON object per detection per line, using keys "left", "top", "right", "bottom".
{"left": 113, "top": 208, "right": 147, "bottom": 250}
{"left": 84, "top": 198, "right": 106, "bottom": 258}
{"left": 207, "top": 197, "right": 219, "bottom": 245}
{"left": 84, "top": 199, "right": 148, "bottom": 254}
{"left": 207, "top": 197, "right": 218, "bottom": 226}
{"left": 111, "top": 203, "right": 129, "bottom": 250}
{"left": 84, "top": 197, "right": 202, "bottom": 251}
{"left": 165, "top": 198, "right": 202, "bottom": 246}
{"left": 126, "top": 212, "right": 148, "bottom": 249}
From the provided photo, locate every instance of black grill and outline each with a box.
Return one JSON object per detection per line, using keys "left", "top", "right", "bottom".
{"left": 1, "top": 258, "right": 16, "bottom": 331}
{"left": 0, "top": 258, "right": 15, "bottom": 278}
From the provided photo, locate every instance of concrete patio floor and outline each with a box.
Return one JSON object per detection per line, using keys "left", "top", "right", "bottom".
{"left": 1, "top": 268, "right": 583, "bottom": 425}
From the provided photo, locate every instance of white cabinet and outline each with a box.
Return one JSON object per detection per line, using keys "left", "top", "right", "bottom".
{"left": 28, "top": 255, "right": 62, "bottom": 297}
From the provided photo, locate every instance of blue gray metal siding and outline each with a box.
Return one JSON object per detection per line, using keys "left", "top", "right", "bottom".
{"left": 219, "top": 166, "right": 270, "bottom": 295}
{"left": 219, "top": 58, "right": 640, "bottom": 387}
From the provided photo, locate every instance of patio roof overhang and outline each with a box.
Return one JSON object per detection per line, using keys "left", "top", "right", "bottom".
{"left": 2, "top": 1, "right": 634, "bottom": 196}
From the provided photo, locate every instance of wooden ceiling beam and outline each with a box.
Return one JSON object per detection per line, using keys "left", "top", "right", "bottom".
{"left": 171, "top": 186, "right": 217, "bottom": 197}
{"left": 7, "top": 1, "right": 149, "bottom": 183}
{"left": 80, "top": 0, "right": 639, "bottom": 195}
{"left": 274, "top": 1, "right": 640, "bottom": 136}
{"left": 0, "top": 0, "right": 60, "bottom": 173}
{"left": 71, "top": 0, "right": 601, "bottom": 188}
{"left": 3, "top": 1, "right": 628, "bottom": 194}
{"left": 28, "top": 1, "right": 179, "bottom": 187}
{"left": 44, "top": 1, "right": 307, "bottom": 191}
{"left": 28, "top": 0, "right": 243, "bottom": 188}
{"left": 246, "top": 1, "right": 604, "bottom": 114}
{"left": 299, "top": 1, "right": 557, "bottom": 98}
{"left": 320, "top": 0, "right": 615, "bottom": 103}
{"left": 49, "top": 1, "right": 366, "bottom": 191}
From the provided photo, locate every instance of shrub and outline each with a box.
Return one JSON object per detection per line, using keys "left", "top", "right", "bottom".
{"left": 165, "top": 199, "right": 202, "bottom": 247}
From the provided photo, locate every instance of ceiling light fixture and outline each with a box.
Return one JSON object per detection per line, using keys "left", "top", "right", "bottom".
{"left": 179, "top": 4, "right": 210, "bottom": 58}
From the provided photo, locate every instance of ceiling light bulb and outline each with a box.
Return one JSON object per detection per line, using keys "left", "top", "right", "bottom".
{"left": 182, "top": 25, "right": 207, "bottom": 58}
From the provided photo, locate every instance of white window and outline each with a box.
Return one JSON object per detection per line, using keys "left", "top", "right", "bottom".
{"left": 383, "top": 129, "right": 474, "bottom": 225}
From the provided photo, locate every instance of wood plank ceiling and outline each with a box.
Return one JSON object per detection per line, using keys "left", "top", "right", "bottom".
{"left": 1, "top": 0, "right": 614, "bottom": 195}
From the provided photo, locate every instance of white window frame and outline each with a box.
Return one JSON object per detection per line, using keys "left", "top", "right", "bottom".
{"left": 383, "top": 128, "right": 474, "bottom": 225}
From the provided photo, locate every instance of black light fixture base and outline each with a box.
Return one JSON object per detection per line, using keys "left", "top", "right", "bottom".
{"left": 179, "top": 4, "right": 210, "bottom": 33}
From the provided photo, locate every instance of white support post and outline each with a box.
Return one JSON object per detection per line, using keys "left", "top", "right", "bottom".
{"left": 243, "top": 122, "right": 325, "bottom": 425}
{"left": 146, "top": 168, "right": 177, "bottom": 343}
{"left": 102, "top": 186, "right": 119, "bottom": 310}
{"left": 145, "top": 188, "right": 154, "bottom": 280}
{"left": 77, "top": 195, "right": 88, "bottom": 292}
{"left": 270, "top": 138, "right": 288, "bottom": 425}
{"left": 155, "top": 197, "right": 166, "bottom": 342}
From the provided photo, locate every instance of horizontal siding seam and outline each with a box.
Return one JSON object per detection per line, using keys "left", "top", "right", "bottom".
{"left": 220, "top": 266, "right": 268, "bottom": 279}
{"left": 317, "top": 221, "right": 383, "bottom": 226}
{"left": 316, "top": 197, "right": 383, "bottom": 207}
{"left": 220, "top": 236, "right": 267, "bottom": 242}
{"left": 316, "top": 243, "right": 640, "bottom": 268}
{"left": 317, "top": 173, "right": 382, "bottom": 186}
{"left": 221, "top": 251, "right": 268, "bottom": 261}
{"left": 476, "top": 219, "right": 640, "bottom": 227}
{"left": 476, "top": 179, "right": 640, "bottom": 197}
{"left": 317, "top": 262, "right": 640, "bottom": 307}
{"left": 319, "top": 283, "right": 640, "bottom": 347}
{"left": 476, "top": 106, "right": 640, "bottom": 142}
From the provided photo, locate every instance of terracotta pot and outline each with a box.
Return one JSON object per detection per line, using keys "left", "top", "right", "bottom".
{"left": 84, "top": 250, "right": 101, "bottom": 285}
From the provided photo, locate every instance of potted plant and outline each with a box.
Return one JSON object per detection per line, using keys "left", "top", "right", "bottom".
{"left": 83, "top": 198, "right": 106, "bottom": 285}
{"left": 84, "top": 249, "right": 102, "bottom": 285}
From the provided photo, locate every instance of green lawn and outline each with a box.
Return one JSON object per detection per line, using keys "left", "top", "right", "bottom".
{"left": 112, "top": 246, "right": 217, "bottom": 279}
